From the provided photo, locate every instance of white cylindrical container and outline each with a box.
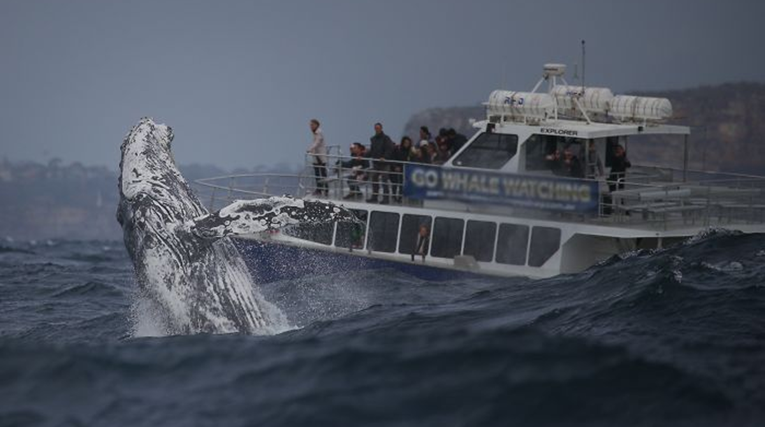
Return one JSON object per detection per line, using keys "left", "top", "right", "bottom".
{"left": 486, "top": 90, "right": 555, "bottom": 120}
{"left": 551, "top": 86, "right": 614, "bottom": 115}
{"left": 609, "top": 95, "right": 673, "bottom": 122}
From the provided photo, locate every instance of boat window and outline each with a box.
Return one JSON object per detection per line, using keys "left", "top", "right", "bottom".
{"left": 368, "top": 211, "right": 400, "bottom": 253}
{"left": 528, "top": 226, "right": 561, "bottom": 267}
{"left": 398, "top": 214, "right": 432, "bottom": 255}
{"left": 284, "top": 222, "right": 334, "bottom": 246}
{"left": 452, "top": 132, "right": 518, "bottom": 169}
{"left": 431, "top": 217, "right": 464, "bottom": 258}
{"left": 463, "top": 221, "right": 496, "bottom": 262}
{"left": 495, "top": 223, "right": 529, "bottom": 265}
{"left": 334, "top": 209, "right": 368, "bottom": 250}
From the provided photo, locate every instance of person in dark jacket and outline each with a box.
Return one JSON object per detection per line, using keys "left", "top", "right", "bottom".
{"left": 561, "top": 147, "right": 584, "bottom": 178}
{"left": 447, "top": 128, "right": 468, "bottom": 153}
{"left": 390, "top": 136, "right": 415, "bottom": 202}
{"left": 608, "top": 145, "right": 631, "bottom": 192}
{"left": 367, "top": 123, "right": 395, "bottom": 204}
{"left": 340, "top": 142, "right": 369, "bottom": 199}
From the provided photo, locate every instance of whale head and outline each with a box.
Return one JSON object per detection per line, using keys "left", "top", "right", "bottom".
{"left": 118, "top": 117, "right": 181, "bottom": 202}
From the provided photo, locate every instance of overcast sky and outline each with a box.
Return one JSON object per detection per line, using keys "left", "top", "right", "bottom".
{"left": 1, "top": 0, "right": 763, "bottom": 170}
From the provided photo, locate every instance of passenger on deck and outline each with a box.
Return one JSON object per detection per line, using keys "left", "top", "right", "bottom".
{"left": 426, "top": 142, "right": 442, "bottom": 165}
{"left": 391, "top": 136, "right": 415, "bottom": 203}
{"left": 433, "top": 137, "right": 451, "bottom": 165}
{"left": 418, "top": 126, "right": 432, "bottom": 148}
{"left": 561, "top": 146, "right": 585, "bottom": 178}
{"left": 340, "top": 142, "right": 368, "bottom": 200}
{"left": 411, "top": 224, "right": 430, "bottom": 262}
{"left": 545, "top": 149, "right": 563, "bottom": 175}
{"left": 367, "top": 122, "right": 395, "bottom": 204}
{"left": 414, "top": 146, "right": 431, "bottom": 164}
{"left": 307, "top": 119, "right": 328, "bottom": 196}
{"left": 437, "top": 128, "right": 452, "bottom": 152}
{"left": 608, "top": 145, "right": 631, "bottom": 192}
{"left": 447, "top": 128, "right": 468, "bottom": 153}
{"left": 585, "top": 140, "right": 604, "bottom": 179}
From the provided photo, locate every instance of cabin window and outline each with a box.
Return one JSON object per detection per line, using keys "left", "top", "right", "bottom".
{"left": 495, "top": 223, "right": 529, "bottom": 265}
{"left": 528, "top": 226, "right": 561, "bottom": 267}
{"left": 452, "top": 132, "right": 518, "bottom": 169}
{"left": 431, "top": 217, "right": 464, "bottom": 258}
{"left": 398, "top": 214, "right": 432, "bottom": 255}
{"left": 334, "top": 209, "right": 368, "bottom": 250}
{"left": 284, "top": 222, "right": 334, "bottom": 245}
{"left": 367, "top": 211, "right": 400, "bottom": 253}
{"left": 463, "top": 221, "right": 496, "bottom": 262}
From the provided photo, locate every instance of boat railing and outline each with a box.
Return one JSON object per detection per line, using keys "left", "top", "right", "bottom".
{"left": 194, "top": 172, "right": 307, "bottom": 211}
{"left": 194, "top": 152, "right": 765, "bottom": 229}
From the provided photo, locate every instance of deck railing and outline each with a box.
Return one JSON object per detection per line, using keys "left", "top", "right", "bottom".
{"left": 194, "top": 152, "right": 765, "bottom": 230}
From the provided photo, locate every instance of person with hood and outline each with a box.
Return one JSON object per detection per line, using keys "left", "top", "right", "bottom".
{"left": 367, "top": 122, "right": 395, "bottom": 204}
{"left": 307, "top": 119, "right": 328, "bottom": 196}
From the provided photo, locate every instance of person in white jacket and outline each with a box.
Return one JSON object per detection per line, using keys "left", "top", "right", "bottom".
{"left": 307, "top": 119, "right": 328, "bottom": 196}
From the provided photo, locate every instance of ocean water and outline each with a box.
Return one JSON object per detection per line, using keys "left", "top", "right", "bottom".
{"left": 0, "top": 231, "right": 764, "bottom": 427}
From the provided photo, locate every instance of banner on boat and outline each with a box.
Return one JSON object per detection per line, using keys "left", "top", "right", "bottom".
{"left": 403, "top": 165, "right": 599, "bottom": 212}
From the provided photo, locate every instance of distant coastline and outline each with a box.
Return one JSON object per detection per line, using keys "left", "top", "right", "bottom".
{"left": 0, "top": 160, "right": 299, "bottom": 241}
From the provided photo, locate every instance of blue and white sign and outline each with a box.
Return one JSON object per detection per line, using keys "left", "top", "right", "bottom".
{"left": 403, "top": 165, "right": 599, "bottom": 213}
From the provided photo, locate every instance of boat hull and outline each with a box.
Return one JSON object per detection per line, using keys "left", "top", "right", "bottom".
{"left": 233, "top": 238, "right": 488, "bottom": 284}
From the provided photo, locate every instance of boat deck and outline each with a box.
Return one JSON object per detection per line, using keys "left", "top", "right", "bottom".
{"left": 194, "top": 153, "right": 765, "bottom": 233}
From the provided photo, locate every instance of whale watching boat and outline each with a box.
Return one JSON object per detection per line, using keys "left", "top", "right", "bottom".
{"left": 196, "top": 64, "right": 765, "bottom": 283}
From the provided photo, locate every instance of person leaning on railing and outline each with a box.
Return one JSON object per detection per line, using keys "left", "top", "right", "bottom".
{"left": 586, "top": 140, "right": 604, "bottom": 179}
{"left": 602, "top": 144, "right": 632, "bottom": 216}
{"left": 608, "top": 145, "right": 631, "bottom": 192}
{"left": 339, "top": 142, "right": 369, "bottom": 200}
{"left": 307, "top": 118, "right": 328, "bottom": 196}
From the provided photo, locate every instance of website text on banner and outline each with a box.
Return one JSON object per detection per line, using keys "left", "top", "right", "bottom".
{"left": 403, "top": 165, "right": 599, "bottom": 213}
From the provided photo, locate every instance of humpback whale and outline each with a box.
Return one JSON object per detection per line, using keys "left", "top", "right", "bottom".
{"left": 117, "top": 117, "right": 354, "bottom": 335}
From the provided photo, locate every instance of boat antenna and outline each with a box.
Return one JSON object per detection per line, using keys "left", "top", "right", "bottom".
{"left": 502, "top": 60, "right": 507, "bottom": 89}
{"left": 581, "top": 39, "right": 586, "bottom": 95}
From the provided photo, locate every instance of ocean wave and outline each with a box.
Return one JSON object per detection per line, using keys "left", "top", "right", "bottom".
{"left": 0, "top": 233, "right": 764, "bottom": 426}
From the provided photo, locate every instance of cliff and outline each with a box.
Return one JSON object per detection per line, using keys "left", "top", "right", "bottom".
{"left": 403, "top": 82, "right": 765, "bottom": 174}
